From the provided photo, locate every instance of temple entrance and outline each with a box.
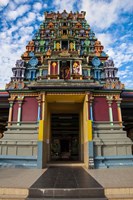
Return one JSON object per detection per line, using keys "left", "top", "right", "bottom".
{"left": 51, "top": 113, "right": 79, "bottom": 161}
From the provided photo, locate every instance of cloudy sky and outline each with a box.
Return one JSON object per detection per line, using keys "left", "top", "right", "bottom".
{"left": 0, "top": 0, "right": 133, "bottom": 89}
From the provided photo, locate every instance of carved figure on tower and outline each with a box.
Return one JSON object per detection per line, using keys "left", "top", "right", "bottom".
{"left": 73, "top": 62, "right": 80, "bottom": 75}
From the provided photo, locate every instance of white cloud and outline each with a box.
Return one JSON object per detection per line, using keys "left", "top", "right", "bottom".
{"left": 53, "top": 0, "right": 77, "bottom": 12}
{"left": 16, "top": 12, "right": 36, "bottom": 27}
{"left": 0, "top": 0, "right": 9, "bottom": 7}
{"left": 124, "top": 79, "right": 133, "bottom": 89}
{"left": 118, "top": 68, "right": 133, "bottom": 89}
{"left": 0, "top": 0, "right": 9, "bottom": 11}
{"left": 43, "top": 3, "right": 47, "bottom": 8}
{"left": 8, "top": 1, "right": 17, "bottom": 10}
{"left": 0, "top": 32, "right": 7, "bottom": 39}
{"left": 33, "top": 2, "right": 42, "bottom": 11}
{"left": 79, "top": 0, "right": 133, "bottom": 29}
{"left": 96, "top": 33, "right": 113, "bottom": 50}
{"left": 25, "top": 12, "right": 36, "bottom": 23}
{"left": 17, "top": 26, "right": 34, "bottom": 41}
{"left": 0, "top": 44, "right": 23, "bottom": 89}
{"left": 117, "top": 0, "right": 133, "bottom": 12}
{"left": 106, "top": 41, "right": 133, "bottom": 72}
{"left": 6, "top": 4, "right": 31, "bottom": 20}
{"left": 17, "top": 35, "right": 32, "bottom": 45}
{"left": 13, "top": 0, "right": 29, "bottom": 4}
{"left": 36, "top": 13, "right": 44, "bottom": 21}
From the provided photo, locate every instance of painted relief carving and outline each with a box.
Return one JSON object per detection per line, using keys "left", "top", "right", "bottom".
{"left": 56, "top": 42, "right": 61, "bottom": 50}
{"left": 46, "top": 49, "right": 52, "bottom": 57}
{"left": 60, "top": 61, "right": 70, "bottom": 79}
{"left": 73, "top": 62, "right": 80, "bottom": 75}
{"left": 51, "top": 62, "right": 58, "bottom": 75}
{"left": 60, "top": 66, "right": 70, "bottom": 79}
{"left": 92, "top": 57, "right": 101, "bottom": 68}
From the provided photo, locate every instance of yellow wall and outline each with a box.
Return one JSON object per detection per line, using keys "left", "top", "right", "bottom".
{"left": 83, "top": 94, "right": 89, "bottom": 168}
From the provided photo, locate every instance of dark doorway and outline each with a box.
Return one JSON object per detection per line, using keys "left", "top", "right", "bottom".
{"left": 63, "top": 30, "right": 67, "bottom": 35}
{"left": 61, "top": 139, "right": 69, "bottom": 152}
{"left": 62, "top": 40, "right": 68, "bottom": 49}
{"left": 51, "top": 113, "right": 79, "bottom": 161}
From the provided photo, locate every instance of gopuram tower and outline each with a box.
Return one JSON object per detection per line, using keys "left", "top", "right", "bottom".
{"left": 1, "top": 10, "right": 132, "bottom": 169}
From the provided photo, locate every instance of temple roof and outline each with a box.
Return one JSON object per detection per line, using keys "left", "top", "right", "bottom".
{"left": 6, "top": 10, "right": 124, "bottom": 91}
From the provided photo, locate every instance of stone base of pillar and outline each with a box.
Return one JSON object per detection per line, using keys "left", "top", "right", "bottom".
{"left": 93, "top": 122, "right": 133, "bottom": 168}
{"left": 0, "top": 122, "right": 38, "bottom": 168}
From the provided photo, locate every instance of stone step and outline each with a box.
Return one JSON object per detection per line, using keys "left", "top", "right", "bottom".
{"left": 26, "top": 167, "right": 107, "bottom": 199}
{"left": 105, "top": 188, "right": 133, "bottom": 200}
{"left": 0, "top": 188, "right": 107, "bottom": 199}
{"left": 93, "top": 130, "right": 127, "bottom": 134}
{"left": 0, "top": 188, "right": 28, "bottom": 199}
{"left": 0, "top": 195, "right": 25, "bottom": 200}
{"left": 93, "top": 125, "right": 124, "bottom": 130}
{"left": 1, "top": 188, "right": 133, "bottom": 199}
{"left": 4, "top": 130, "right": 38, "bottom": 134}
{"left": 46, "top": 162, "right": 85, "bottom": 167}
{"left": 27, "top": 188, "right": 106, "bottom": 198}
{"left": 0, "top": 198, "right": 107, "bottom": 200}
{"left": 27, "top": 198, "right": 107, "bottom": 200}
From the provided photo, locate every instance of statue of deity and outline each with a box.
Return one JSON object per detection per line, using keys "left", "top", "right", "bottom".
{"left": 73, "top": 62, "right": 80, "bottom": 74}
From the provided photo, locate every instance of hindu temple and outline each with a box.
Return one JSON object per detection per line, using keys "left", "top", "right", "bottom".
{"left": 0, "top": 10, "right": 133, "bottom": 169}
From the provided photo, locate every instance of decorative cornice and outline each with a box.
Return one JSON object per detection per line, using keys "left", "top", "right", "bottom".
{"left": 47, "top": 92, "right": 85, "bottom": 95}
{"left": 93, "top": 94, "right": 119, "bottom": 97}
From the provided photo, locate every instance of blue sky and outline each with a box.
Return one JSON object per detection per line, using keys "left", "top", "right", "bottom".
{"left": 0, "top": 0, "right": 133, "bottom": 89}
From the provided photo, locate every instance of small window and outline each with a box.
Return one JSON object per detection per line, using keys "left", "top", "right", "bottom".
{"left": 63, "top": 30, "right": 67, "bottom": 35}
{"left": 62, "top": 41, "right": 68, "bottom": 49}
{"left": 31, "top": 71, "right": 34, "bottom": 80}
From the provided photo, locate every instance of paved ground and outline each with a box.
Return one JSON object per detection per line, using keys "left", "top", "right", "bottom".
{"left": 0, "top": 168, "right": 46, "bottom": 188}
{"left": 87, "top": 167, "right": 133, "bottom": 188}
{"left": 0, "top": 167, "right": 133, "bottom": 200}
{"left": 0, "top": 167, "right": 133, "bottom": 189}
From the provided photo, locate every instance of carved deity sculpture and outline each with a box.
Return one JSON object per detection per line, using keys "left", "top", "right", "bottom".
{"left": 60, "top": 66, "right": 70, "bottom": 79}
{"left": 73, "top": 62, "right": 80, "bottom": 74}
{"left": 51, "top": 62, "right": 58, "bottom": 75}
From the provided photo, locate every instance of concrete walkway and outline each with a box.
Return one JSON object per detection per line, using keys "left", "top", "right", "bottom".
{"left": 86, "top": 167, "right": 133, "bottom": 188}
{"left": 0, "top": 168, "right": 46, "bottom": 188}
{"left": 0, "top": 167, "right": 133, "bottom": 199}
{"left": 0, "top": 167, "right": 133, "bottom": 189}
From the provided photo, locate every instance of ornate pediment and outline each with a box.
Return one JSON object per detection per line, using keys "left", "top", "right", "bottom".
{"left": 59, "top": 50, "right": 70, "bottom": 57}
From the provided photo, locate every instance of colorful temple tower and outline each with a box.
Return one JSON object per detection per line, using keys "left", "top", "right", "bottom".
{"left": 1, "top": 10, "right": 133, "bottom": 168}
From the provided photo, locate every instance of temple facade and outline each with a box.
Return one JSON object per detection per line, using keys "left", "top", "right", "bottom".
{"left": 0, "top": 10, "right": 133, "bottom": 168}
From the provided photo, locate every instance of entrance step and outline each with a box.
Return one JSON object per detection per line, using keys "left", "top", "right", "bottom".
{"left": 27, "top": 167, "right": 107, "bottom": 199}
{"left": 27, "top": 188, "right": 107, "bottom": 198}
{"left": 27, "top": 199, "right": 107, "bottom": 200}
{"left": 105, "top": 188, "right": 133, "bottom": 200}
{"left": 47, "top": 162, "right": 85, "bottom": 167}
{"left": 0, "top": 187, "right": 28, "bottom": 200}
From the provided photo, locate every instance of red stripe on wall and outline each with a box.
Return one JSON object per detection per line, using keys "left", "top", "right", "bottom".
{"left": 21, "top": 97, "right": 38, "bottom": 121}
{"left": 93, "top": 97, "right": 109, "bottom": 121}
